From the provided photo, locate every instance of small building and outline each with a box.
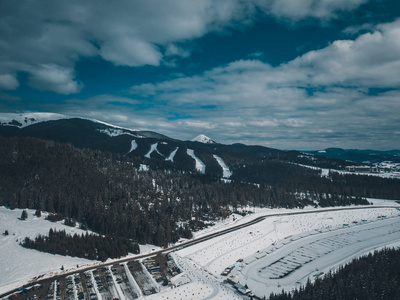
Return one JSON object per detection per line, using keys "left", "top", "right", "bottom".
{"left": 234, "top": 283, "right": 251, "bottom": 295}
{"left": 221, "top": 267, "right": 233, "bottom": 276}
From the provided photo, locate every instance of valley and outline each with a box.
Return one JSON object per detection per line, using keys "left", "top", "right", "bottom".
{"left": 1, "top": 203, "right": 400, "bottom": 299}
{"left": 1, "top": 113, "right": 400, "bottom": 299}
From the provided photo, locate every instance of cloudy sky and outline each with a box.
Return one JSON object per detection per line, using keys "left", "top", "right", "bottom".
{"left": 1, "top": 0, "right": 400, "bottom": 150}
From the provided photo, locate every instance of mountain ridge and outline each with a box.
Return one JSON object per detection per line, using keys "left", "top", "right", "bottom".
{"left": 0, "top": 112, "right": 360, "bottom": 179}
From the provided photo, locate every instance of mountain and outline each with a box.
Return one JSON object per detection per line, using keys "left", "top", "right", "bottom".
{"left": 1, "top": 112, "right": 400, "bottom": 260}
{"left": 0, "top": 112, "right": 355, "bottom": 181}
{"left": 305, "top": 148, "right": 400, "bottom": 164}
{"left": 0, "top": 112, "right": 73, "bottom": 128}
{"left": 191, "top": 134, "right": 218, "bottom": 144}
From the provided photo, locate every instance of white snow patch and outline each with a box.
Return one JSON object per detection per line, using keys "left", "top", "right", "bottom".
{"left": 97, "top": 128, "right": 136, "bottom": 138}
{"left": 145, "top": 143, "right": 164, "bottom": 159}
{"left": 127, "top": 140, "right": 137, "bottom": 154}
{"left": 0, "top": 112, "right": 73, "bottom": 128}
{"left": 187, "top": 149, "right": 206, "bottom": 174}
{"left": 166, "top": 147, "right": 179, "bottom": 162}
{"left": 213, "top": 155, "right": 232, "bottom": 178}
{"left": 191, "top": 134, "right": 217, "bottom": 144}
{"left": 139, "top": 164, "right": 149, "bottom": 171}
{"left": 321, "top": 168, "right": 330, "bottom": 177}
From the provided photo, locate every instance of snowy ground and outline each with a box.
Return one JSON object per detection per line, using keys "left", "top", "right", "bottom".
{"left": 299, "top": 163, "right": 400, "bottom": 179}
{"left": 172, "top": 200, "right": 400, "bottom": 299}
{"left": 240, "top": 216, "right": 400, "bottom": 297}
{"left": 0, "top": 207, "right": 94, "bottom": 294}
{"left": 2, "top": 200, "right": 400, "bottom": 299}
{"left": 187, "top": 149, "right": 206, "bottom": 174}
{"left": 213, "top": 155, "right": 232, "bottom": 178}
{"left": 0, "top": 206, "right": 160, "bottom": 295}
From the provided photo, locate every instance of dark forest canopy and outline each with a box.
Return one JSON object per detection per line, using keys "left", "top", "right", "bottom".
{"left": 0, "top": 137, "right": 398, "bottom": 251}
{"left": 22, "top": 228, "right": 139, "bottom": 261}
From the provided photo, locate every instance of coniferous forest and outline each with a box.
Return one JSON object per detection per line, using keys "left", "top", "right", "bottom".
{"left": 268, "top": 247, "right": 400, "bottom": 300}
{"left": 22, "top": 228, "right": 139, "bottom": 261}
{"left": 1, "top": 137, "right": 399, "bottom": 257}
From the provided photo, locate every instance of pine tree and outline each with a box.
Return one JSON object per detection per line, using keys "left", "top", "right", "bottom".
{"left": 20, "top": 209, "right": 28, "bottom": 220}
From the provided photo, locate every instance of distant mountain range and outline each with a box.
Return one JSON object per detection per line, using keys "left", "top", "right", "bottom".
{"left": 304, "top": 148, "right": 400, "bottom": 164}
{"left": 0, "top": 113, "right": 368, "bottom": 179}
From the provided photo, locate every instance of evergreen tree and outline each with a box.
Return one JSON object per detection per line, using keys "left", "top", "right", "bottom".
{"left": 20, "top": 209, "right": 28, "bottom": 220}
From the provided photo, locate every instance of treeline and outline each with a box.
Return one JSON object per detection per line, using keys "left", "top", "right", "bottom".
{"left": 22, "top": 228, "right": 140, "bottom": 261}
{"left": 268, "top": 247, "right": 400, "bottom": 300}
{"left": 0, "top": 137, "right": 392, "bottom": 249}
{"left": 228, "top": 159, "right": 400, "bottom": 201}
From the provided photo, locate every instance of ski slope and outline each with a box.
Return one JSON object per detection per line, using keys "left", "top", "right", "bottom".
{"left": 213, "top": 155, "right": 232, "bottom": 178}
{"left": 187, "top": 149, "right": 206, "bottom": 174}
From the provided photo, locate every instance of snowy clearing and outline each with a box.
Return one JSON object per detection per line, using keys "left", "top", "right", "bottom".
{"left": 0, "top": 207, "right": 95, "bottom": 294}
{"left": 145, "top": 143, "right": 164, "bottom": 159}
{"left": 97, "top": 128, "right": 136, "bottom": 138}
{"left": 213, "top": 155, "right": 232, "bottom": 178}
{"left": 166, "top": 147, "right": 179, "bottom": 162}
{"left": 298, "top": 163, "right": 400, "bottom": 180}
{"left": 186, "top": 149, "right": 206, "bottom": 174}
{"left": 127, "top": 140, "right": 138, "bottom": 154}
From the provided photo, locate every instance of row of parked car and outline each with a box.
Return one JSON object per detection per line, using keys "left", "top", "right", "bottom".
{"left": 46, "top": 280, "right": 60, "bottom": 300}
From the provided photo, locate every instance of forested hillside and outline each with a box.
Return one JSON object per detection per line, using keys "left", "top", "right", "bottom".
{"left": 268, "top": 247, "right": 400, "bottom": 300}
{"left": 1, "top": 137, "right": 398, "bottom": 252}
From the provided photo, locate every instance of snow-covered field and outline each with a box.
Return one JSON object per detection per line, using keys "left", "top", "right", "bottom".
{"left": 299, "top": 163, "right": 400, "bottom": 179}
{"left": 0, "top": 207, "right": 160, "bottom": 295}
{"left": 0, "top": 207, "right": 95, "bottom": 294}
{"left": 2, "top": 200, "right": 400, "bottom": 299}
{"left": 171, "top": 201, "right": 400, "bottom": 299}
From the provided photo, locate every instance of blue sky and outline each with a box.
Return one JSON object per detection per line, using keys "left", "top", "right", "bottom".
{"left": 1, "top": 0, "right": 400, "bottom": 150}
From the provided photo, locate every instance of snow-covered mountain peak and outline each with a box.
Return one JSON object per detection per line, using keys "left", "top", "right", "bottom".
{"left": 0, "top": 112, "right": 73, "bottom": 128}
{"left": 191, "top": 134, "right": 218, "bottom": 144}
{"left": 0, "top": 112, "right": 140, "bottom": 133}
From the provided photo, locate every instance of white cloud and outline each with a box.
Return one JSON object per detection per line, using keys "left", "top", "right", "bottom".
{"left": 0, "top": 0, "right": 366, "bottom": 94}
{"left": 123, "top": 19, "right": 400, "bottom": 149}
{"left": 0, "top": 74, "right": 19, "bottom": 90}
{"left": 263, "top": 0, "right": 367, "bottom": 21}
{"left": 29, "top": 65, "right": 82, "bottom": 94}
{"left": 286, "top": 19, "right": 400, "bottom": 88}
{"left": 99, "top": 37, "right": 162, "bottom": 67}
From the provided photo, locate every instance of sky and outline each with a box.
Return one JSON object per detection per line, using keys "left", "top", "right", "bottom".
{"left": 1, "top": 0, "right": 400, "bottom": 150}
